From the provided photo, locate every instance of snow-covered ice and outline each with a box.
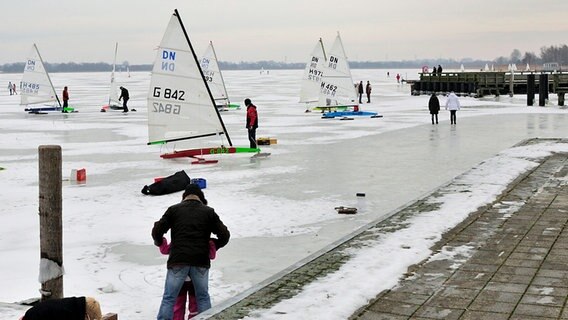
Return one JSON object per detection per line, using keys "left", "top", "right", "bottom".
{"left": 1, "top": 69, "right": 568, "bottom": 319}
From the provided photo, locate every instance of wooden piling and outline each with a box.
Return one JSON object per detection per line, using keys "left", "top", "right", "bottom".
{"left": 38, "top": 145, "right": 63, "bottom": 300}
{"left": 527, "top": 74, "right": 535, "bottom": 106}
{"left": 539, "top": 74, "right": 548, "bottom": 106}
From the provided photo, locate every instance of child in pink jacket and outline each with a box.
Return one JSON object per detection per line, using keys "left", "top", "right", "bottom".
{"left": 159, "top": 237, "right": 217, "bottom": 320}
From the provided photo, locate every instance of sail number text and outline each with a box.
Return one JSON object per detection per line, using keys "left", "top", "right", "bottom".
{"left": 152, "top": 87, "right": 185, "bottom": 101}
{"left": 152, "top": 102, "right": 181, "bottom": 114}
{"left": 320, "top": 82, "right": 337, "bottom": 96}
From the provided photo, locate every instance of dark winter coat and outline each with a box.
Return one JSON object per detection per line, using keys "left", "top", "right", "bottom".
{"left": 23, "top": 296, "right": 85, "bottom": 320}
{"left": 428, "top": 94, "right": 440, "bottom": 114}
{"left": 246, "top": 104, "right": 258, "bottom": 129}
{"left": 152, "top": 197, "right": 230, "bottom": 269}
{"left": 119, "top": 87, "right": 129, "bottom": 101}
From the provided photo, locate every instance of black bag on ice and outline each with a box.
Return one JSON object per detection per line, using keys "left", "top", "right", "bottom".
{"left": 141, "top": 170, "right": 190, "bottom": 195}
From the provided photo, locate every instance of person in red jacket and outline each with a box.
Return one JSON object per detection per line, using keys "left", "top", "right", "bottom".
{"left": 245, "top": 98, "right": 258, "bottom": 149}
{"left": 62, "top": 86, "right": 69, "bottom": 113}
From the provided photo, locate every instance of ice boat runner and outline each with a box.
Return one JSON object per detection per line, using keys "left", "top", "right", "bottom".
{"left": 299, "top": 38, "right": 330, "bottom": 111}
{"left": 21, "top": 44, "right": 74, "bottom": 114}
{"left": 147, "top": 9, "right": 263, "bottom": 163}
{"left": 100, "top": 42, "right": 123, "bottom": 112}
{"left": 318, "top": 32, "right": 378, "bottom": 118}
{"left": 200, "top": 41, "right": 240, "bottom": 111}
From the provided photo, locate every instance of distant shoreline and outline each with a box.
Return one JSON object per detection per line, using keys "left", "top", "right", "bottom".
{"left": 0, "top": 60, "right": 503, "bottom": 74}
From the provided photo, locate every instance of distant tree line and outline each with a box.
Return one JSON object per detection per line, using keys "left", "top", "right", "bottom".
{"left": 495, "top": 45, "right": 568, "bottom": 67}
{"left": 1, "top": 44, "right": 566, "bottom": 73}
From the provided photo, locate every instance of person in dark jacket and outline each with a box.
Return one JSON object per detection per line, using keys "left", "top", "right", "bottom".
{"left": 365, "top": 81, "right": 372, "bottom": 103}
{"left": 119, "top": 86, "right": 129, "bottom": 113}
{"left": 357, "top": 80, "right": 364, "bottom": 104}
{"left": 428, "top": 92, "right": 440, "bottom": 124}
{"left": 152, "top": 184, "right": 230, "bottom": 319}
{"left": 245, "top": 98, "right": 258, "bottom": 149}
{"left": 21, "top": 296, "right": 101, "bottom": 320}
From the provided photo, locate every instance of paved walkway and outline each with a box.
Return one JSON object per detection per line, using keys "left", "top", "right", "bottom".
{"left": 201, "top": 141, "right": 568, "bottom": 319}
{"left": 350, "top": 151, "right": 568, "bottom": 319}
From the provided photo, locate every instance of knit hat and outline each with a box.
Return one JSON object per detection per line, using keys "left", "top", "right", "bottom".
{"left": 183, "top": 184, "right": 207, "bottom": 205}
{"left": 244, "top": 98, "right": 251, "bottom": 106}
{"left": 85, "top": 297, "right": 102, "bottom": 320}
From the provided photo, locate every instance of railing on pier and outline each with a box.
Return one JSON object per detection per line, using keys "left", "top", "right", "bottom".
{"left": 411, "top": 71, "right": 568, "bottom": 106}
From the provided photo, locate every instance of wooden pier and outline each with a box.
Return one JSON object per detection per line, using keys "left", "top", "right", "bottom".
{"left": 411, "top": 71, "right": 568, "bottom": 106}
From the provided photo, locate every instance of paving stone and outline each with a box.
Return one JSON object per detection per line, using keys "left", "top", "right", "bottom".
{"left": 526, "top": 285, "right": 568, "bottom": 297}
{"left": 423, "top": 295, "right": 472, "bottom": 309}
{"left": 537, "top": 269, "right": 568, "bottom": 279}
{"left": 512, "top": 304, "right": 562, "bottom": 318}
{"left": 496, "top": 266, "right": 538, "bottom": 277}
{"left": 412, "top": 306, "right": 464, "bottom": 320}
{"left": 380, "top": 291, "right": 431, "bottom": 306}
{"left": 490, "top": 272, "right": 533, "bottom": 285}
{"left": 355, "top": 310, "right": 408, "bottom": 320}
{"left": 531, "top": 275, "right": 568, "bottom": 288}
{"left": 519, "top": 293, "right": 565, "bottom": 307}
{"left": 474, "top": 289, "right": 522, "bottom": 304}
{"left": 459, "top": 310, "right": 510, "bottom": 320}
{"left": 367, "top": 299, "right": 420, "bottom": 316}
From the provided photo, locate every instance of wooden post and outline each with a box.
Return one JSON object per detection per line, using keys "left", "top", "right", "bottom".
{"left": 527, "top": 74, "right": 535, "bottom": 106}
{"left": 38, "top": 145, "right": 63, "bottom": 300}
{"left": 539, "top": 74, "right": 548, "bottom": 106}
{"left": 509, "top": 71, "right": 514, "bottom": 97}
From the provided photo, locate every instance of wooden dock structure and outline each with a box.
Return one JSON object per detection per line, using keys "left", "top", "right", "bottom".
{"left": 411, "top": 71, "right": 568, "bottom": 106}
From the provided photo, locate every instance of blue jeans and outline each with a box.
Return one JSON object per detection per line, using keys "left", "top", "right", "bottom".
{"left": 157, "top": 266, "right": 211, "bottom": 320}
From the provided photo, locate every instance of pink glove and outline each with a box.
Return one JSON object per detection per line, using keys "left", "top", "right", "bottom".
{"left": 159, "top": 237, "right": 170, "bottom": 255}
{"left": 209, "top": 240, "right": 217, "bottom": 260}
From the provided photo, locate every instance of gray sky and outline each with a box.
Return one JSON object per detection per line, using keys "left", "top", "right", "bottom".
{"left": 1, "top": 0, "right": 566, "bottom": 65}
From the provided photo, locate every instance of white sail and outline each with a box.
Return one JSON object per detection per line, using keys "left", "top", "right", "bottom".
{"left": 20, "top": 44, "right": 60, "bottom": 107}
{"left": 200, "top": 41, "right": 230, "bottom": 107}
{"left": 147, "top": 11, "right": 228, "bottom": 145}
{"left": 299, "top": 38, "right": 327, "bottom": 104}
{"left": 108, "top": 42, "right": 121, "bottom": 106}
{"left": 318, "top": 32, "right": 357, "bottom": 106}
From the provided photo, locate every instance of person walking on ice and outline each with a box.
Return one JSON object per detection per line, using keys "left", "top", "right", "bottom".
{"left": 445, "top": 91, "right": 461, "bottom": 125}
{"left": 365, "top": 81, "right": 372, "bottom": 103}
{"left": 428, "top": 92, "right": 440, "bottom": 124}
{"left": 8, "top": 82, "right": 12, "bottom": 95}
{"left": 119, "top": 86, "right": 129, "bottom": 113}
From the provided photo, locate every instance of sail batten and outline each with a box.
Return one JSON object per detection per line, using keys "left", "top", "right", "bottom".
{"left": 147, "top": 10, "right": 231, "bottom": 146}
